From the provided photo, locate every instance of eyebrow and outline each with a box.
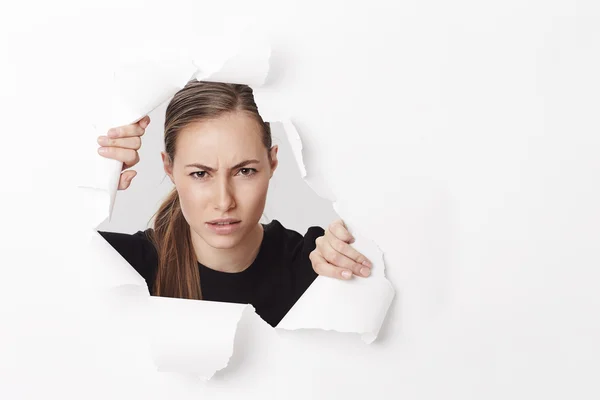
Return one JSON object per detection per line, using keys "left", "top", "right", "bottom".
{"left": 184, "top": 159, "right": 261, "bottom": 172}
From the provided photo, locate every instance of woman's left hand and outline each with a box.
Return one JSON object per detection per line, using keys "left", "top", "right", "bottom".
{"left": 310, "top": 219, "right": 373, "bottom": 280}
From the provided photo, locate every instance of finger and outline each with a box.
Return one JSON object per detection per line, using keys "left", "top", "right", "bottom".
{"left": 118, "top": 170, "right": 137, "bottom": 190}
{"left": 310, "top": 250, "right": 353, "bottom": 280}
{"left": 107, "top": 121, "right": 146, "bottom": 139}
{"left": 328, "top": 219, "right": 354, "bottom": 243}
{"left": 323, "top": 232, "right": 373, "bottom": 270}
{"left": 138, "top": 115, "right": 151, "bottom": 129}
{"left": 97, "top": 147, "right": 140, "bottom": 168}
{"left": 97, "top": 135, "right": 142, "bottom": 151}
{"left": 317, "top": 237, "right": 371, "bottom": 277}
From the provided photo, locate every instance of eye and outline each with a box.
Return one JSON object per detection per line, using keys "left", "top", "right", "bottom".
{"left": 238, "top": 168, "right": 257, "bottom": 177}
{"left": 190, "top": 171, "right": 207, "bottom": 179}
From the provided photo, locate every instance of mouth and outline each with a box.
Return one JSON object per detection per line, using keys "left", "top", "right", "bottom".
{"left": 207, "top": 218, "right": 241, "bottom": 225}
{"left": 205, "top": 219, "right": 242, "bottom": 235}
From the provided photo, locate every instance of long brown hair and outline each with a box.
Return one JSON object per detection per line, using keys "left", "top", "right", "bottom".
{"left": 147, "top": 80, "right": 272, "bottom": 300}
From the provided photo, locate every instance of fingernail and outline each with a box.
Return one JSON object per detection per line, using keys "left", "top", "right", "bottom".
{"left": 360, "top": 267, "right": 371, "bottom": 277}
{"left": 362, "top": 260, "right": 372, "bottom": 268}
{"left": 98, "top": 147, "right": 107, "bottom": 154}
{"left": 107, "top": 128, "right": 118, "bottom": 138}
{"left": 97, "top": 136, "right": 107, "bottom": 145}
{"left": 341, "top": 270, "right": 352, "bottom": 279}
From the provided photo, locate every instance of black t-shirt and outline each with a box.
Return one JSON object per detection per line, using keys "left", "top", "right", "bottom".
{"left": 98, "top": 219, "right": 324, "bottom": 327}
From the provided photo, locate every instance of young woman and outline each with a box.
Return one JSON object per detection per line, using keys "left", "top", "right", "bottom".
{"left": 97, "top": 80, "right": 372, "bottom": 327}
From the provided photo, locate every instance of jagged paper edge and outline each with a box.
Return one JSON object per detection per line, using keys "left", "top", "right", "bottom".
{"left": 275, "top": 120, "right": 395, "bottom": 344}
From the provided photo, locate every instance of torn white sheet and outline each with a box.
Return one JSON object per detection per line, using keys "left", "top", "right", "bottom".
{"left": 193, "top": 24, "right": 271, "bottom": 86}
{"left": 275, "top": 122, "right": 395, "bottom": 343}
{"left": 85, "top": 229, "right": 150, "bottom": 293}
{"left": 277, "top": 220, "right": 395, "bottom": 343}
{"left": 78, "top": 53, "right": 198, "bottom": 225}
{"left": 147, "top": 297, "right": 250, "bottom": 380}
{"left": 282, "top": 120, "right": 307, "bottom": 178}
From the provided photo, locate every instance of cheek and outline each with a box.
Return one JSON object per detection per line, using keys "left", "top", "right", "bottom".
{"left": 176, "top": 181, "right": 208, "bottom": 220}
{"left": 240, "top": 178, "right": 269, "bottom": 212}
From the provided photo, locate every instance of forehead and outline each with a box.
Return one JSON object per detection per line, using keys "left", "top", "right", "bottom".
{"left": 175, "top": 112, "right": 265, "bottom": 162}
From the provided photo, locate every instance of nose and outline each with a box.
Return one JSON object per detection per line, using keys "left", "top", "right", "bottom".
{"left": 212, "top": 176, "right": 236, "bottom": 211}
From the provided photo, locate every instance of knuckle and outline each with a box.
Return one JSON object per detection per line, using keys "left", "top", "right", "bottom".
{"left": 126, "top": 150, "right": 138, "bottom": 164}
{"left": 312, "top": 261, "right": 321, "bottom": 273}
{"left": 317, "top": 264, "right": 326, "bottom": 275}
{"left": 315, "top": 263, "right": 328, "bottom": 275}
{"left": 132, "top": 136, "right": 142, "bottom": 149}
{"left": 336, "top": 240, "right": 349, "bottom": 254}
{"left": 330, "top": 252, "right": 343, "bottom": 265}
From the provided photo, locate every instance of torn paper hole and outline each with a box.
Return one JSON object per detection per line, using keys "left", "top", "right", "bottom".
{"left": 78, "top": 24, "right": 394, "bottom": 380}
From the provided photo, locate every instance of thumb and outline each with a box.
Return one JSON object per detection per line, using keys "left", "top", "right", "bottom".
{"left": 118, "top": 170, "right": 137, "bottom": 190}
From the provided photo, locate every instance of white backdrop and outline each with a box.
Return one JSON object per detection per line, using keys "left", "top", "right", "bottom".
{"left": 1, "top": 0, "right": 599, "bottom": 399}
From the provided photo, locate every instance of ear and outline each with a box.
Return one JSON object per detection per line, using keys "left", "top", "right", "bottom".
{"left": 269, "top": 145, "right": 279, "bottom": 178}
{"left": 161, "top": 151, "right": 175, "bottom": 184}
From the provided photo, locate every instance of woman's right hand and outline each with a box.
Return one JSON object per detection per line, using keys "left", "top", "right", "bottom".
{"left": 97, "top": 115, "right": 150, "bottom": 190}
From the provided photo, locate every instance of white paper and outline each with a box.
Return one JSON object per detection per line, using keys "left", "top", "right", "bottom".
{"left": 78, "top": 51, "right": 199, "bottom": 223}
{"left": 281, "top": 120, "right": 307, "bottom": 178}
{"left": 147, "top": 297, "right": 250, "bottom": 380}
{"left": 85, "top": 229, "right": 150, "bottom": 293}
{"left": 78, "top": 24, "right": 394, "bottom": 382}
{"left": 277, "top": 219, "right": 394, "bottom": 343}
{"left": 193, "top": 25, "right": 271, "bottom": 86}
{"left": 275, "top": 121, "right": 395, "bottom": 343}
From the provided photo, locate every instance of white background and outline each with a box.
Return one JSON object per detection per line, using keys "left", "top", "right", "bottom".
{"left": 1, "top": 1, "right": 599, "bottom": 399}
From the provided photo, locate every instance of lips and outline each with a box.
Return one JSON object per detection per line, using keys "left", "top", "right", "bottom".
{"left": 207, "top": 218, "right": 241, "bottom": 225}
{"left": 206, "top": 218, "right": 242, "bottom": 235}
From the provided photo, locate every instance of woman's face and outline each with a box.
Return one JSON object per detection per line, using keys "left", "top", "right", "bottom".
{"left": 162, "top": 111, "right": 278, "bottom": 249}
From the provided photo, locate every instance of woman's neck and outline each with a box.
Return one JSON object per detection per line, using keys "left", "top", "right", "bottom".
{"left": 191, "top": 222, "right": 264, "bottom": 273}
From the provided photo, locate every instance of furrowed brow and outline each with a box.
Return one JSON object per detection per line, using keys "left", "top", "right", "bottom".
{"left": 185, "top": 159, "right": 260, "bottom": 171}
{"left": 232, "top": 159, "right": 260, "bottom": 169}
{"left": 185, "top": 163, "right": 215, "bottom": 172}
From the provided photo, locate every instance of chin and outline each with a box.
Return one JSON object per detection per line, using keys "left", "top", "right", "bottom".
{"left": 201, "top": 224, "right": 245, "bottom": 249}
{"left": 204, "top": 236, "right": 240, "bottom": 249}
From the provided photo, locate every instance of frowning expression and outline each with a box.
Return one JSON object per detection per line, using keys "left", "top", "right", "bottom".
{"left": 162, "top": 111, "right": 278, "bottom": 249}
